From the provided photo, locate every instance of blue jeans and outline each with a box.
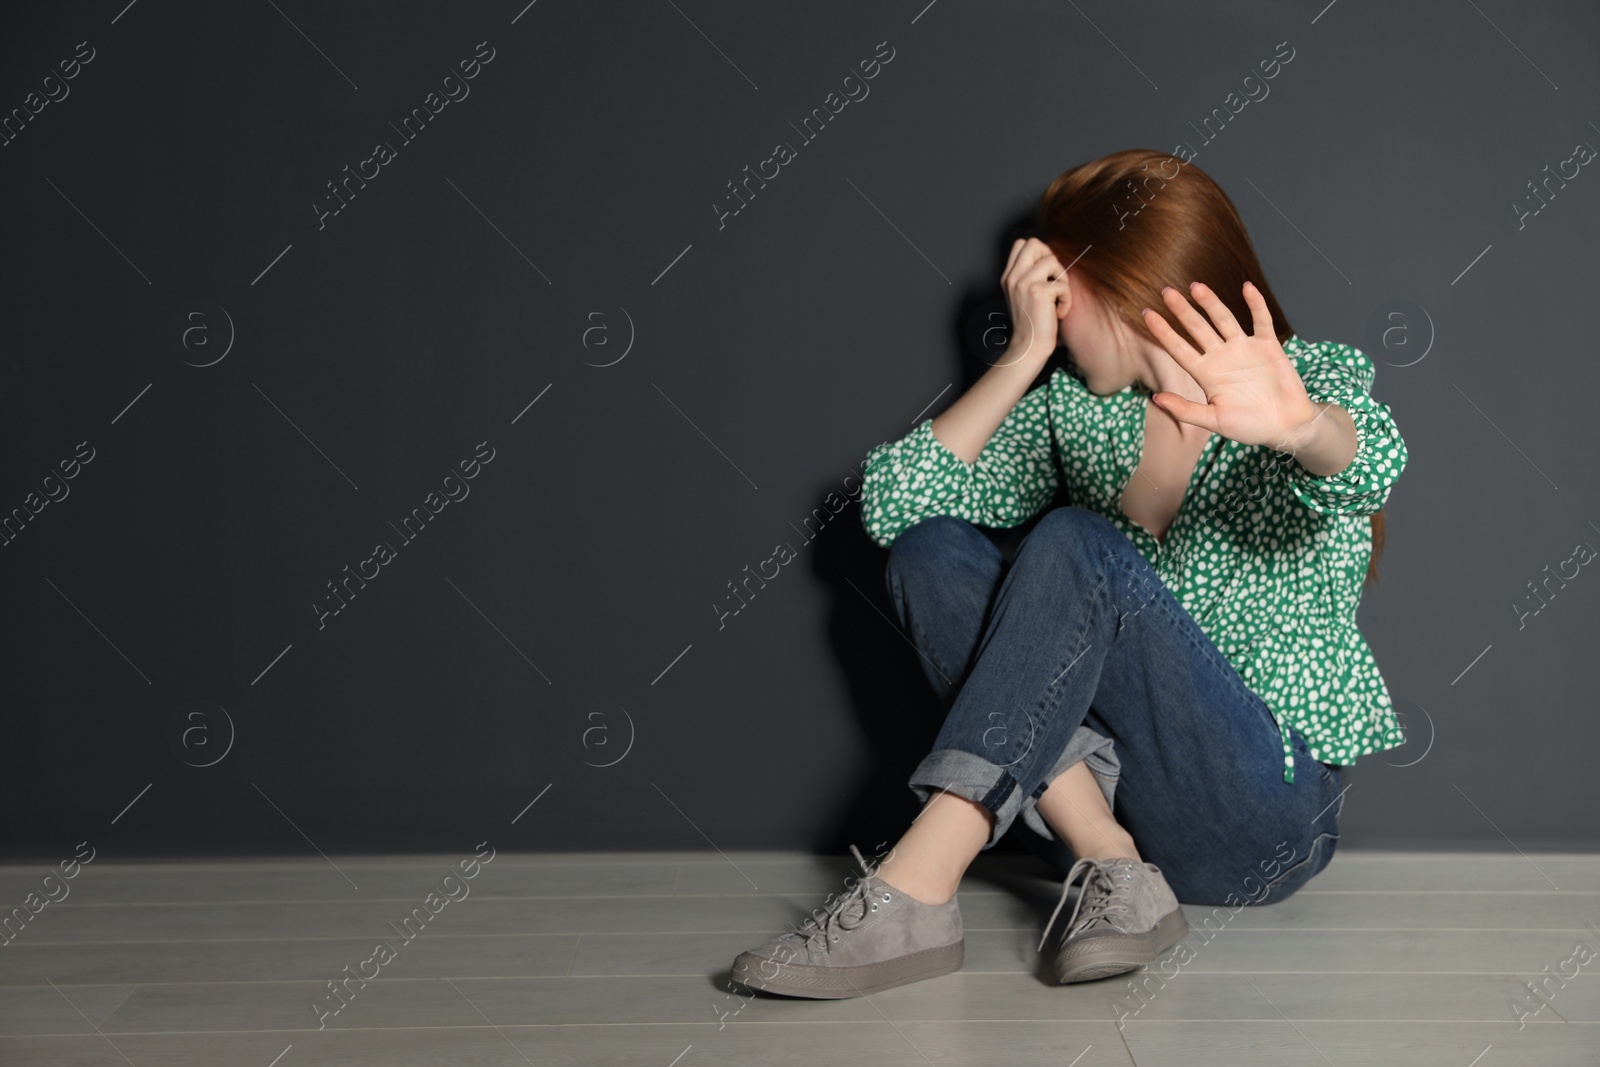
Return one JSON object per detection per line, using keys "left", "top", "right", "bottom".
{"left": 883, "top": 507, "right": 1344, "bottom": 906}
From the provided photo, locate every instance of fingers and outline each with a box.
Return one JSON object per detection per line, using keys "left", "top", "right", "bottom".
{"left": 1152, "top": 391, "right": 1220, "bottom": 435}
{"left": 1004, "top": 237, "right": 1065, "bottom": 287}
{"left": 1003, "top": 237, "right": 1031, "bottom": 283}
{"left": 1184, "top": 281, "right": 1245, "bottom": 342}
{"left": 1006, "top": 241, "right": 1070, "bottom": 316}
{"left": 1243, "top": 280, "right": 1274, "bottom": 337}
{"left": 1141, "top": 302, "right": 1201, "bottom": 366}
{"left": 997, "top": 238, "right": 1072, "bottom": 366}
{"left": 1026, "top": 245, "right": 1069, "bottom": 299}
{"left": 1003, "top": 237, "right": 1027, "bottom": 279}
{"left": 1159, "top": 284, "right": 1225, "bottom": 351}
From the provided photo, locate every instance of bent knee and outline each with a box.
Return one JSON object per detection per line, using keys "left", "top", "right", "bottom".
{"left": 1029, "top": 505, "right": 1119, "bottom": 543}
{"left": 1012, "top": 506, "right": 1126, "bottom": 567}
{"left": 1252, "top": 829, "right": 1339, "bottom": 904}
{"left": 887, "top": 514, "right": 984, "bottom": 566}
{"left": 1166, "top": 829, "right": 1339, "bottom": 907}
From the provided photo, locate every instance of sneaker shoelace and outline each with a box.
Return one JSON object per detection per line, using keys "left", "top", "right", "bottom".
{"left": 1036, "top": 856, "right": 1135, "bottom": 953}
{"left": 788, "top": 843, "right": 884, "bottom": 953}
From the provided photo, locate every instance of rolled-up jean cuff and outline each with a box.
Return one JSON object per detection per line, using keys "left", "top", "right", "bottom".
{"left": 1020, "top": 725, "right": 1120, "bottom": 844}
{"left": 907, "top": 725, "right": 1122, "bottom": 851}
{"left": 906, "top": 749, "right": 1020, "bottom": 850}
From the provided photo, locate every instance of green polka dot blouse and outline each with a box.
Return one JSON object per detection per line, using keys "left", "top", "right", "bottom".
{"left": 859, "top": 335, "right": 1409, "bottom": 783}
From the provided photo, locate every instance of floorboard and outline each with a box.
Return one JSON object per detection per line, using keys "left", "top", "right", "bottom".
{"left": 1, "top": 849, "right": 1596, "bottom": 1065}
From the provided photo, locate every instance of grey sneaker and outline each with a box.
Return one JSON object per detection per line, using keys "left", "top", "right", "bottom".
{"left": 729, "top": 844, "right": 964, "bottom": 999}
{"left": 1037, "top": 856, "right": 1188, "bottom": 983}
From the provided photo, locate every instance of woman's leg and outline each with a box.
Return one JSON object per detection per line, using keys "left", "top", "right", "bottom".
{"left": 869, "top": 790, "right": 993, "bottom": 905}
{"left": 726, "top": 517, "right": 1012, "bottom": 998}
{"left": 876, "top": 515, "right": 1105, "bottom": 889}
{"left": 879, "top": 512, "right": 1005, "bottom": 709}
{"left": 864, "top": 515, "right": 1000, "bottom": 903}
{"left": 729, "top": 505, "right": 1339, "bottom": 997}
{"left": 1035, "top": 758, "right": 1140, "bottom": 862}
{"left": 903, "top": 504, "right": 1344, "bottom": 905}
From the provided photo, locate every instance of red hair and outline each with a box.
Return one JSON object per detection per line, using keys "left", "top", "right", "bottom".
{"left": 1035, "top": 148, "right": 1385, "bottom": 583}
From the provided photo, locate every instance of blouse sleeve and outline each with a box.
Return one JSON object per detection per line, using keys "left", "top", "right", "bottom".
{"left": 1282, "top": 342, "right": 1408, "bottom": 517}
{"left": 859, "top": 377, "right": 1062, "bottom": 549}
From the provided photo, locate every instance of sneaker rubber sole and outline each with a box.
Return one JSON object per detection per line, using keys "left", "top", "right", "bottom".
{"left": 731, "top": 939, "right": 964, "bottom": 999}
{"left": 1053, "top": 908, "right": 1189, "bottom": 983}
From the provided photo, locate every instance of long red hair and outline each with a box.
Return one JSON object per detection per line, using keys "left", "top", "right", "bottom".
{"left": 1034, "top": 148, "right": 1385, "bottom": 583}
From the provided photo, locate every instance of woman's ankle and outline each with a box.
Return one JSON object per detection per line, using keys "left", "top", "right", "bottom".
{"left": 1065, "top": 825, "right": 1141, "bottom": 864}
{"left": 873, "top": 865, "right": 956, "bottom": 906}
{"left": 867, "top": 791, "right": 991, "bottom": 906}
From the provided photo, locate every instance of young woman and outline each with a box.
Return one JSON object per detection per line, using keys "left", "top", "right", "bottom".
{"left": 730, "top": 149, "right": 1409, "bottom": 997}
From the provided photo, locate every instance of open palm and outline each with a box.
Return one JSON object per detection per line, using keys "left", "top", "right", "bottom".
{"left": 1142, "top": 281, "right": 1319, "bottom": 451}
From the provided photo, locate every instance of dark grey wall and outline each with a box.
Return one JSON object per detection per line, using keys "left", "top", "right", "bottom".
{"left": 3, "top": 0, "right": 1596, "bottom": 862}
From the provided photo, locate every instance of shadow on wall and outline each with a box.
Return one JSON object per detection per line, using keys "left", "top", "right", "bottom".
{"left": 801, "top": 208, "right": 1074, "bottom": 867}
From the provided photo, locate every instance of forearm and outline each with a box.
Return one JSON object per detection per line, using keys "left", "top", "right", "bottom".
{"left": 930, "top": 357, "right": 1044, "bottom": 464}
{"left": 1283, "top": 401, "right": 1359, "bottom": 477}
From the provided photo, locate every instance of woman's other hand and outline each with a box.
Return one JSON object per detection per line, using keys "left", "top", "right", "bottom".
{"left": 998, "top": 237, "right": 1073, "bottom": 373}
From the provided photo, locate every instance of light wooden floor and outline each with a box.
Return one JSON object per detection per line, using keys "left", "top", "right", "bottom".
{"left": 1, "top": 849, "right": 1596, "bottom": 1065}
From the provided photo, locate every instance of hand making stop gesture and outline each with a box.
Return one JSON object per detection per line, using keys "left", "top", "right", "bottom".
{"left": 1142, "top": 281, "right": 1321, "bottom": 452}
